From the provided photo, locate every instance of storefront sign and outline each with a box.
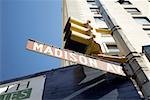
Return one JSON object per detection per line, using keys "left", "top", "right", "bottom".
{"left": 0, "top": 75, "right": 45, "bottom": 100}
{"left": 26, "top": 39, "right": 126, "bottom": 76}
{"left": 0, "top": 88, "right": 32, "bottom": 100}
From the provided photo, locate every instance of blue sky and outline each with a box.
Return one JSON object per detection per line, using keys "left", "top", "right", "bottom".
{"left": 1, "top": 0, "right": 62, "bottom": 81}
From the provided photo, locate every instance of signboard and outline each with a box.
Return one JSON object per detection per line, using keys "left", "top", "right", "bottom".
{"left": 26, "top": 39, "right": 126, "bottom": 76}
{"left": 0, "top": 75, "right": 45, "bottom": 100}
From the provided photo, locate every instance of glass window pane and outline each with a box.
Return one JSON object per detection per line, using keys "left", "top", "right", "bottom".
{"left": 125, "top": 8, "right": 140, "bottom": 12}
{"left": 90, "top": 8, "right": 100, "bottom": 14}
{"left": 147, "top": 34, "right": 150, "bottom": 38}
{"left": 87, "top": 0, "right": 95, "bottom": 2}
{"left": 87, "top": 1, "right": 96, "bottom": 6}
{"left": 143, "top": 29, "right": 150, "bottom": 33}
{"left": 106, "top": 44, "right": 120, "bottom": 52}
{"left": 133, "top": 17, "right": 150, "bottom": 25}
{"left": 143, "top": 28, "right": 150, "bottom": 38}
{"left": 94, "top": 17, "right": 104, "bottom": 23}
{"left": 125, "top": 8, "right": 141, "bottom": 15}
{"left": 118, "top": 0, "right": 132, "bottom": 5}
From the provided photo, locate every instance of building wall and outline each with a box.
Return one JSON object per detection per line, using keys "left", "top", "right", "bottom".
{"left": 62, "top": 0, "right": 117, "bottom": 66}
{"left": 62, "top": 0, "right": 125, "bottom": 55}
{"left": 62, "top": 0, "right": 150, "bottom": 66}
{"left": 99, "top": 0, "right": 150, "bottom": 54}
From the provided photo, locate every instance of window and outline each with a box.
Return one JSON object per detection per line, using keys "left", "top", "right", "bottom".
{"left": 143, "top": 28, "right": 150, "bottom": 33}
{"left": 90, "top": 8, "right": 100, "bottom": 15}
{"left": 118, "top": 0, "right": 132, "bottom": 5}
{"left": 94, "top": 17, "right": 104, "bottom": 23}
{"left": 101, "top": 34, "right": 111, "bottom": 37}
{"left": 133, "top": 17, "right": 150, "bottom": 25}
{"left": 106, "top": 44, "right": 120, "bottom": 53}
{"left": 143, "top": 45, "right": 150, "bottom": 62}
{"left": 124, "top": 8, "right": 141, "bottom": 15}
{"left": 87, "top": 0, "right": 95, "bottom": 2}
{"left": 147, "top": 34, "right": 150, "bottom": 38}
{"left": 143, "top": 28, "right": 150, "bottom": 38}
{"left": 87, "top": 1, "right": 96, "bottom": 6}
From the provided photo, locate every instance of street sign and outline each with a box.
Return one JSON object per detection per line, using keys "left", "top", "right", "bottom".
{"left": 26, "top": 39, "right": 126, "bottom": 76}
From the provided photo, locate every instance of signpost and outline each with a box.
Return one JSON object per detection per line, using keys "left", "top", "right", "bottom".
{"left": 26, "top": 39, "right": 126, "bottom": 76}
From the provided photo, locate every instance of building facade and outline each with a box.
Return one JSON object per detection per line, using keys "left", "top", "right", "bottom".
{"left": 62, "top": 0, "right": 150, "bottom": 99}
{"left": 62, "top": 0, "right": 150, "bottom": 65}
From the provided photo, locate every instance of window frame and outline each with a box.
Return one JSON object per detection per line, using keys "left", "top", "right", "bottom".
{"left": 133, "top": 17, "right": 150, "bottom": 25}
{"left": 94, "top": 16, "right": 104, "bottom": 22}
{"left": 87, "top": 1, "right": 97, "bottom": 6}
{"left": 118, "top": 0, "right": 132, "bottom": 5}
{"left": 87, "top": 0, "right": 95, "bottom": 2}
{"left": 105, "top": 43, "right": 120, "bottom": 53}
{"left": 90, "top": 7, "right": 100, "bottom": 15}
{"left": 124, "top": 8, "right": 141, "bottom": 15}
{"left": 143, "top": 28, "right": 150, "bottom": 38}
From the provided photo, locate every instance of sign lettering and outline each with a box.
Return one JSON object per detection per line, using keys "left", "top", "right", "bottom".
{"left": 26, "top": 39, "right": 126, "bottom": 76}
{"left": 0, "top": 88, "right": 32, "bottom": 100}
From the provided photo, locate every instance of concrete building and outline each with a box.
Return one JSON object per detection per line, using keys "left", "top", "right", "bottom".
{"left": 63, "top": 0, "right": 150, "bottom": 59}
{"left": 1, "top": 0, "right": 149, "bottom": 99}
{"left": 63, "top": 0, "right": 150, "bottom": 60}
{"left": 62, "top": 0, "right": 150, "bottom": 99}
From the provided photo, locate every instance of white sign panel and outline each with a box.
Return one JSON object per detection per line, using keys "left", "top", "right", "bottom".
{"left": 26, "top": 39, "right": 126, "bottom": 76}
{"left": 0, "top": 75, "right": 46, "bottom": 100}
